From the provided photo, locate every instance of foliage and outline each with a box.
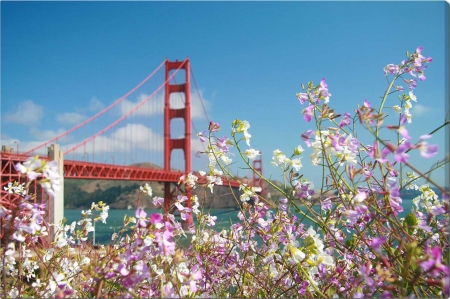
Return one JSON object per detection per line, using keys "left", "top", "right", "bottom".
{"left": 1, "top": 46, "right": 449, "bottom": 298}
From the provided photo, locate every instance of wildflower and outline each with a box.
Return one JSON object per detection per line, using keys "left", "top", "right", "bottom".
{"left": 208, "top": 121, "right": 221, "bottom": 132}
{"left": 288, "top": 244, "right": 305, "bottom": 263}
{"left": 371, "top": 237, "right": 386, "bottom": 253}
{"left": 319, "top": 78, "right": 332, "bottom": 103}
{"left": 416, "top": 135, "right": 438, "bottom": 158}
{"left": 272, "top": 149, "right": 290, "bottom": 167}
{"left": 216, "top": 135, "right": 232, "bottom": 153}
{"left": 140, "top": 183, "right": 152, "bottom": 196}
{"left": 384, "top": 64, "right": 399, "bottom": 76}
{"left": 321, "top": 198, "right": 332, "bottom": 211}
{"left": 301, "top": 130, "right": 315, "bottom": 147}
{"left": 220, "top": 155, "right": 232, "bottom": 165}
{"left": 339, "top": 113, "right": 352, "bottom": 127}
{"left": 296, "top": 92, "right": 309, "bottom": 104}
{"left": 420, "top": 246, "right": 449, "bottom": 278}
{"left": 15, "top": 156, "right": 42, "bottom": 180}
{"left": 153, "top": 196, "right": 164, "bottom": 207}
{"left": 244, "top": 148, "right": 260, "bottom": 160}
{"left": 232, "top": 119, "right": 252, "bottom": 146}
{"left": 197, "top": 131, "right": 206, "bottom": 142}
{"left": 185, "top": 172, "right": 198, "bottom": 188}
{"left": 135, "top": 208, "right": 148, "bottom": 228}
{"left": 392, "top": 105, "right": 402, "bottom": 114}
{"left": 204, "top": 215, "right": 217, "bottom": 227}
{"left": 239, "top": 184, "right": 261, "bottom": 202}
{"left": 302, "top": 104, "right": 315, "bottom": 122}
{"left": 293, "top": 145, "right": 304, "bottom": 155}
{"left": 290, "top": 158, "right": 303, "bottom": 171}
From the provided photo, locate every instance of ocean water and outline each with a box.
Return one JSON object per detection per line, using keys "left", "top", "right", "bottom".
{"left": 64, "top": 200, "right": 417, "bottom": 245}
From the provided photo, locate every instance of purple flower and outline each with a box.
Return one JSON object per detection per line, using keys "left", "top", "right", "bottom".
{"left": 216, "top": 136, "right": 230, "bottom": 153}
{"left": 150, "top": 213, "right": 163, "bottom": 225}
{"left": 298, "top": 281, "right": 309, "bottom": 296}
{"left": 319, "top": 78, "right": 332, "bottom": 101}
{"left": 208, "top": 121, "right": 220, "bottom": 132}
{"left": 418, "top": 141, "right": 438, "bottom": 159}
{"left": 420, "top": 246, "right": 449, "bottom": 278}
{"left": 152, "top": 196, "right": 164, "bottom": 207}
{"left": 205, "top": 215, "right": 217, "bottom": 227}
{"left": 371, "top": 237, "right": 386, "bottom": 253}
{"left": 339, "top": 113, "right": 352, "bottom": 128}
{"left": 197, "top": 131, "right": 206, "bottom": 142}
{"left": 404, "top": 78, "right": 417, "bottom": 89}
{"left": 344, "top": 210, "right": 359, "bottom": 225}
{"left": 398, "top": 126, "right": 410, "bottom": 140}
{"left": 135, "top": 208, "right": 148, "bottom": 228}
{"left": 321, "top": 198, "right": 332, "bottom": 211}
{"left": 156, "top": 229, "right": 175, "bottom": 256}
{"left": 394, "top": 142, "right": 410, "bottom": 163}
{"left": 302, "top": 104, "right": 315, "bottom": 122}
{"left": 297, "top": 93, "right": 309, "bottom": 104}
{"left": 384, "top": 64, "right": 399, "bottom": 76}
{"left": 301, "top": 130, "right": 315, "bottom": 147}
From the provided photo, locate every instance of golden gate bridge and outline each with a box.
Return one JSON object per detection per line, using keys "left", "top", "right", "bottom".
{"left": 1, "top": 58, "right": 265, "bottom": 230}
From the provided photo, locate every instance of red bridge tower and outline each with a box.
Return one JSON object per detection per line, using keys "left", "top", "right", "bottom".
{"left": 164, "top": 59, "right": 192, "bottom": 224}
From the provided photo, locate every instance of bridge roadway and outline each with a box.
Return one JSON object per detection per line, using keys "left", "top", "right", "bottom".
{"left": 1, "top": 152, "right": 240, "bottom": 189}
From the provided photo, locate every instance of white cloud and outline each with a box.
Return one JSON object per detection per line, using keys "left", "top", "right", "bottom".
{"left": 30, "top": 127, "right": 67, "bottom": 142}
{"left": 411, "top": 104, "right": 430, "bottom": 117}
{"left": 3, "top": 100, "right": 45, "bottom": 125}
{"left": 88, "top": 97, "right": 105, "bottom": 112}
{"left": 56, "top": 112, "right": 87, "bottom": 126}
{"left": 118, "top": 90, "right": 209, "bottom": 120}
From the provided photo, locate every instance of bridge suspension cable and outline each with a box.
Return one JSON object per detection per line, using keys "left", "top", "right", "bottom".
{"left": 23, "top": 59, "right": 168, "bottom": 155}
{"left": 64, "top": 61, "right": 187, "bottom": 155}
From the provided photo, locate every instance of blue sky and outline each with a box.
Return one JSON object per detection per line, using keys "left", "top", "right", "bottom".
{"left": 1, "top": 1, "right": 449, "bottom": 188}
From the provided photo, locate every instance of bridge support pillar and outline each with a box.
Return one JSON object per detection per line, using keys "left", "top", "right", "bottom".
{"left": 164, "top": 59, "right": 193, "bottom": 226}
{"left": 48, "top": 144, "right": 64, "bottom": 238}
{"left": 253, "top": 152, "right": 266, "bottom": 197}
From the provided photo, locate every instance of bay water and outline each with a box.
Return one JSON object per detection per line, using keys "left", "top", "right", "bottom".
{"left": 64, "top": 200, "right": 417, "bottom": 245}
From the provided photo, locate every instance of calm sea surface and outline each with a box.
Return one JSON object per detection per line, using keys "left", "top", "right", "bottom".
{"left": 64, "top": 200, "right": 416, "bottom": 245}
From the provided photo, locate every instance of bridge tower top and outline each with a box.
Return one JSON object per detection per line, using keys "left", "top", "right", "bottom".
{"left": 164, "top": 58, "right": 191, "bottom": 174}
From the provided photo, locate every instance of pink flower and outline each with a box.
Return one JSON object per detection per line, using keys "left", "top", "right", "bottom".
{"left": 420, "top": 246, "right": 449, "bottom": 278}
{"left": 302, "top": 104, "right": 315, "bottom": 122}
{"left": 370, "top": 237, "right": 386, "bottom": 253}
{"left": 152, "top": 196, "right": 164, "bottom": 207}
{"left": 135, "top": 208, "right": 148, "bottom": 228}
{"left": 339, "top": 113, "right": 352, "bottom": 128}
{"left": 383, "top": 64, "right": 399, "bottom": 76}
{"left": 297, "top": 93, "right": 308, "bottom": 105}
{"left": 301, "top": 130, "right": 315, "bottom": 147}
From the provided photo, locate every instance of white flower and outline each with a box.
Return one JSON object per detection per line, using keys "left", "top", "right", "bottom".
{"left": 233, "top": 120, "right": 252, "bottom": 146}
{"left": 294, "top": 145, "right": 304, "bottom": 155}
{"left": 409, "top": 91, "right": 417, "bottom": 102}
{"left": 244, "top": 148, "right": 260, "bottom": 160}
{"left": 221, "top": 155, "right": 233, "bottom": 165}
{"left": 290, "top": 158, "right": 303, "bottom": 171}
{"left": 288, "top": 244, "right": 305, "bottom": 263}
{"left": 272, "top": 149, "right": 290, "bottom": 166}
{"left": 307, "top": 226, "right": 324, "bottom": 253}
{"left": 392, "top": 105, "right": 402, "bottom": 114}
{"left": 404, "top": 101, "right": 412, "bottom": 110}
{"left": 239, "top": 184, "right": 262, "bottom": 202}
{"left": 140, "top": 183, "right": 152, "bottom": 196}
{"left": 15, "top": 157, "right": 42, "bottom": 180}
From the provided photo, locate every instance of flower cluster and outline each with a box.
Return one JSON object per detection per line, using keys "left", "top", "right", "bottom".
{"left": 1, "top": 47, "right": 448, "bottom": 299}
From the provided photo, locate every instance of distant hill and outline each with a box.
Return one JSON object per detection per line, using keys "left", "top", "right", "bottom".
{"left": 64, "top": 175, "right": 285, "bottom": 210}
